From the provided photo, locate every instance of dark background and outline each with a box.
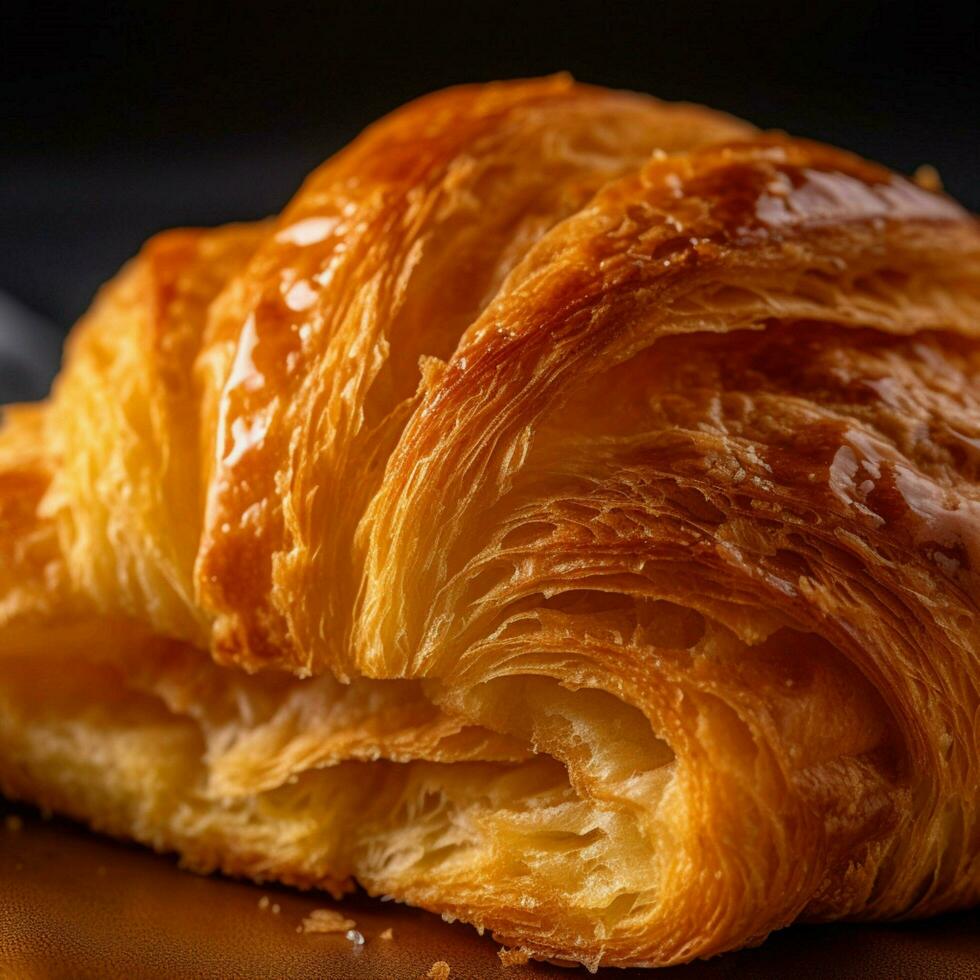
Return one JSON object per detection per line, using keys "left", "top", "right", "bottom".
{"left": 1, "top": 0, "right": 977, "bottom": 396}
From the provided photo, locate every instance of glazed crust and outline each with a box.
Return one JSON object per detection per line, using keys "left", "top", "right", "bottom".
{"left": 1, "top": 76, "right": 979, "bottom": 968}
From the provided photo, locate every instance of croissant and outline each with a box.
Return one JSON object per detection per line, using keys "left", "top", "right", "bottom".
{"left": 1, "top": 75, "right": 979, "bottom": 969}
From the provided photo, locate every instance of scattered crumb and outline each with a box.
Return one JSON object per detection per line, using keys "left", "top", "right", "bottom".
{"left": 4, "top": 815, "right": 23, "bottom": 832}
{"left": 258, "top": 895, "right": 270, "bottom": 911}
{"left": 378, "top": 927, "right": 394, "bottom": 941}
{"left": 498, "top": 947, "right": 530, "bottom": 967}
{"left": 913, "top": 164, "right": 943, "bottom": 193}
{"left": 345, "top": 928, "right": 365, "bottom": 946}
{"left": 271, "top": 903, "right": 281, "bottom": 915}
{"left": 300, "top": 908, "right": 357, "bottom": 934}
{"left": 426, "top": 962, "right": 450, "bottom": 980}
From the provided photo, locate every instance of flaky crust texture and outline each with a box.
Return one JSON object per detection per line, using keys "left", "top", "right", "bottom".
{"left": 1, "top": 76, "right": 979, "bottom": 968}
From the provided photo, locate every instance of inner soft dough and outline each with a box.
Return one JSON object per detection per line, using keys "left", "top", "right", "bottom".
{"left": 1, "top": 76, "right": 980, "bottom": 969}
{"left": 0, "top": 624, "right": 885, "bottom": 960}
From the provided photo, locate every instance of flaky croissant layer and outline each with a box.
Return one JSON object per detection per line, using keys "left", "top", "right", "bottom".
{"left": 1, "top": 76, "right": 979, "bottom": 968}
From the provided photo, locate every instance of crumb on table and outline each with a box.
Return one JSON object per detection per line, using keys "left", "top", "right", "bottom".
{"left": 300, "top": 908, "right": 357, "bottom": 934}
{"left": 426, "top": 961, "right": 451, "bottom": 980}
{"left": 378, "top": 927, "right": 394, "bottom": 941}
{"left": 498, "top": 946, "right": 531, "bottom": 967}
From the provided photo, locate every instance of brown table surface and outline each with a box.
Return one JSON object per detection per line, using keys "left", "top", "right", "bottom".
{"left": 1, "top": 800, "right": 977, "bottom": 979}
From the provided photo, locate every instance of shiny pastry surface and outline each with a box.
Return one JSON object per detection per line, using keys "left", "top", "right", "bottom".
{"left": 1, "top": 76, "right": 978, "bottom": 968}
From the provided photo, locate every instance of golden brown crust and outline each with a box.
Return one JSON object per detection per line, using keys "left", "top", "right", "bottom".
{"left": 47, "top": 223, "right": 267, "bottom": 643}
{"left": 0, "top": 78, "right": 978, "bottom": 968}
{"left": 194, "top": 75, "right": 753, "bottom": 676}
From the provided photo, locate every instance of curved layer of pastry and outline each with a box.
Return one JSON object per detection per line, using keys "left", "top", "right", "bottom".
{"left": 1, "top": 77, "right": 978, "bottom": 968}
